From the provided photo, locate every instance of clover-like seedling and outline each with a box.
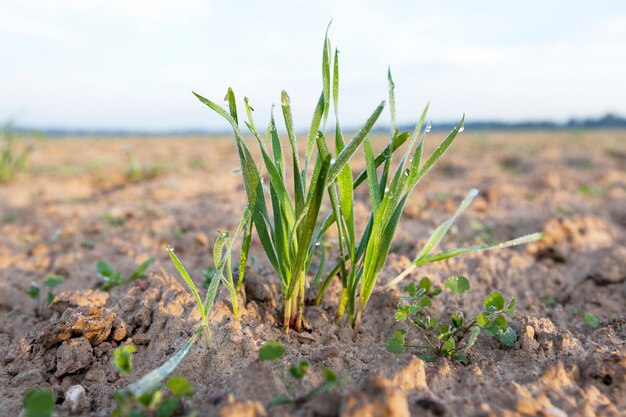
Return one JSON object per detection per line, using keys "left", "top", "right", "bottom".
{"left": 27, "top": 274, "right": 65, "bottom": 316}
{"left": 22, "top": 389, "right": 55, "bottom": 417}
{"left": 387, "top": 276, "right": 517, "bottom": 363}
{"left": 113, "top": 345, "right": 137, "bottom": 376}
{"left": 257, "top": 341, "right": 344, "bottom": 407}
{"left": 97, "top": 257, "right": 155, "bottom": 291}
{"left": 584, "top": 312, "right": 599, "bottom": 329}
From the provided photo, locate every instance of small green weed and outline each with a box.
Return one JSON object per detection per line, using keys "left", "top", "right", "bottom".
{"left": 387, "top": 277, "right": 517, "bottom": 363}
{"left": 97, "top": 257, "right": 155, "bottom": 291}
{"left": 584, "top": 312, "right": 599, "bottom": 328}
{"left": 22, "top": 389, "right": 55, "bottom": 417}
{"left": 27, "top": 274, "right": 65, "bottom": 315}
{"left": 258, "top": 341, "right": 344, "bottom": 407}
{"left": 101, "top": 213, "right": 126, "bottom": 227}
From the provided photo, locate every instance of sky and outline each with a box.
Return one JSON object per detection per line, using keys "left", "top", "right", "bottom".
{"left": 1, "top": 0, "right": 626, "bottom": 132}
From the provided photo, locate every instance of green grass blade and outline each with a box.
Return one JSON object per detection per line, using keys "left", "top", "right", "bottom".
{"left": 126, "top": 325, "right": 203, "bottom": 397}
{"left": 226, "top": 88, "right": 238, "bottom": 125}
{"left": 167, "top": 247, "right": 206, "bottom": 322}
{"left": 408, "top": 116, "right": 465, "bottom": 190}
{"left": 388, "top": 68, "right": 396, "bottom": 135}
{"left": 353, "top": 131, "right": 409, "bottom": 188}
{"left": 306, "top": 93, "right": 325, "bottom": 166}
{"left": 414, "top": 188, "right": 479, "bottom": 262}
{"left": 326, "top": 100, "right": 385, "bottom": 187}
{"left": 414, "top": 233, "right": 544, "bottom": 266}
{"left": 129, "top": 257, "right": 155, "bottom": 281}
{"left": 364, "top": 140, "right": 381, "bottom": 215}
{"left": 281, "top": 91, "right": 305, "bottom": 209}
{"left": 322, "top": 23, "right": 332, "bottom": 129}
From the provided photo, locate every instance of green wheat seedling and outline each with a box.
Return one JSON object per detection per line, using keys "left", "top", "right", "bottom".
{"left": 27, "top": 274, "right": 64, "bottom": 316}
{"left": 387, "top": 277, "right": 517, "bottom": 363}
{"left": 193, "top": 26, "right": 388, "bottom": 332}
{"left": 167, "top": 208, "right": 251, "bottom": 344}
{"left": 0, "top": 124, "right": 32, "bottom": 183}
{"left": 315, "top": 59, "right": 541, "bottom": 329}
{"left": 210, "top": 208, "right": 252, "bottom": 317}
{"left": 258, "top": 341, "right": 344, "bottom": 407}
{"left": 97, "top": 257, "right": 156, "bottom": 291}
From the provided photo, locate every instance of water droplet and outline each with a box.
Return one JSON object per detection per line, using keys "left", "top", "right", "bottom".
{"left": 231, "top": 167, "right": 242, "bottom": 174}
{"left": 459, "top": 126, "right": 465, "bottom": 133}
{"left": 315, "top": 242, "right": 321, "bottom": 247}
{"left": 403, "top": 169, "right": 410, "bottom": 176}
{"left": 425, "top": 122, "right": 432, "bottom": 133}
{"left": 384, "top": 187, "right": 390, "bottom": 193}
{"left": 166, "top": 244, "right": 174, "bottom": 252}
{"left": 330, "top": 158, "right": 336, "bottom": 165}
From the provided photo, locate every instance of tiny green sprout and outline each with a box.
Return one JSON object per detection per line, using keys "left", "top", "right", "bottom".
{"left": 259, "top": 341, "right": 286, "bottom": 362}
{"left": 387, "top": 276, "right": 518, "bottom": 362}
{"left": 27, "top": 283, "right": 40, "bottom": 300}
{"left": 43, "top": 275, "right": 64, "bottom": 305}
{"left": 113, "top": 345, "right": 137, "bottom": 375}
{"left": 166, "top": 376, "right": 194, "bottom": 397}
{"left": 289, "top": 361, "right": 310, "bottom": 379}
{"left": 386, "top": 329, "right": 406, "bottom": 354}
{"left": 98, "top": 257, "right": 155, "bottom": 291}
{"left": 584, "top": 312, "right": 599, "bottom": 328}
{"left": 23, "top": 389, "right": 55, "bottom": 417}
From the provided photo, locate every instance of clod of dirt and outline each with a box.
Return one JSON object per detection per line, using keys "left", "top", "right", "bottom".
{"left": 244, "top": 274, "right": 275, "bottom": 305}
{"left": 340, "top": 376, "right": 410, "bottom": 417}
{"left": 50, "top": 289, "right": 109, "bottom": 313}
{"left": 62, "top": 384, "right": 89, "bottom": 414}
{"left": 529, "top": 216, "right": 614, "bottom": 262}
{"left": 415, "top": 397, "right": 447, "bottom": 416}
{"left": 587, "top": 246, "right": 626, "bottom": 286}
{"left": 519, "top": 316, "right": 557, "bottom": 352}
{"left": 227, "top": 361, "right": 286, "bottom": 404}
{"left": 36, "top": 306, "right": 129, "bottom": 347}
{"left": 55, "top": 337, "right": 94, "bottom": 377}
{"left": 217, "top": 394, "right": 267, "bottom": 417}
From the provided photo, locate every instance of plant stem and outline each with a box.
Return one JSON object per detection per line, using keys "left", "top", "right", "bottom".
{"left": 295, "top": 273, "right": 305, "bottom": 332}
{"left": 335, "top": 288, "right": 349, "bottom": 324}
{"left": 202, "top": 326, "right": 212, "bottom": 348}
{"left": 283, "top": 294, "right": 292, "bottom": 333}
{"left": 411, "top": 319, "right": 439, "bottom": 353}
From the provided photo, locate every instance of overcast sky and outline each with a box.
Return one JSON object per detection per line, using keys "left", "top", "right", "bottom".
{"left": 1, "top": 0, "right": 625, "bottom": 131}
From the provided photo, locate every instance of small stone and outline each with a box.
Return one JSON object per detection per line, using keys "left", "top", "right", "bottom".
{"left": 63, "top": 385, "right": 88, "bottom": 414}
{"left": 194, "top": 232, "right": 209, "bottom": 247}
{"left": 12, "top": 369, "right": 45, "bottom": 387}
{"left": 55, "top": 337, "right": 94, "bottom": 377}
{"left": 229, "top": 334, "right": 243, "bottom": 346}
{"left": 516, "top": 397, "right": 539, "bottom": 415}
{"left": 340, "top": 376, "right": 410, "bottom": 417}
{"left": 541, "top": 406, "right": 568, "bottom": 417}
{"left": 311, "top": 346, "right": 341, "bottom": 363}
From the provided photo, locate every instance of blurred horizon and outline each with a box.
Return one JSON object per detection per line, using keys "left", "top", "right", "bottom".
{"left": 2, "top": 0, "right": 626, "bottom": 132}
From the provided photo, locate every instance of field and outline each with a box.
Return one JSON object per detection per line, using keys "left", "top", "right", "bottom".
{"left": 1, "top": 130, "right": 625, "bottom": 416}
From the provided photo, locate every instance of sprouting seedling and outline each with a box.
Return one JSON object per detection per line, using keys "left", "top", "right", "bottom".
{"left": 27, "top": 274, "right": 65, "bottom": 316}
{"left": 584, "top": 312, "right": 599, "bottom": 328}
{"left": 97, "top": 257, "right": 155, "bottom": 291}
{"left": 112, "top": 329, "right": 200, "bottom": 417}
{"left": 22, "top": 389, "right": 55, "bottom": 417}
{"left": 0, "top": 122, "right": 33, "bottom": 184}
{"left": 257, "top": 341, "right": 344, "bottom": 407}
{"left": 194, "top": 25, "right": 393, "bottom": 332}
{"left": 315, "top": 63, "right": 541, "bottom": 330}
{"left": 387, "top": 276, "right": 517, "bottom": 363}
{"left": 113, "top": 345, "right": 137, "bottom": 376}
{"left": 210, "top": 207, "right": 252, "bottom": 317}
{"left": 167, "top": 245, "right": 220, "bottom": 348}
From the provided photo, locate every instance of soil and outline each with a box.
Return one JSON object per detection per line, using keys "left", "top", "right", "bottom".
{"left": 1, "top": 130, "right": 625, "bottom": 417}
